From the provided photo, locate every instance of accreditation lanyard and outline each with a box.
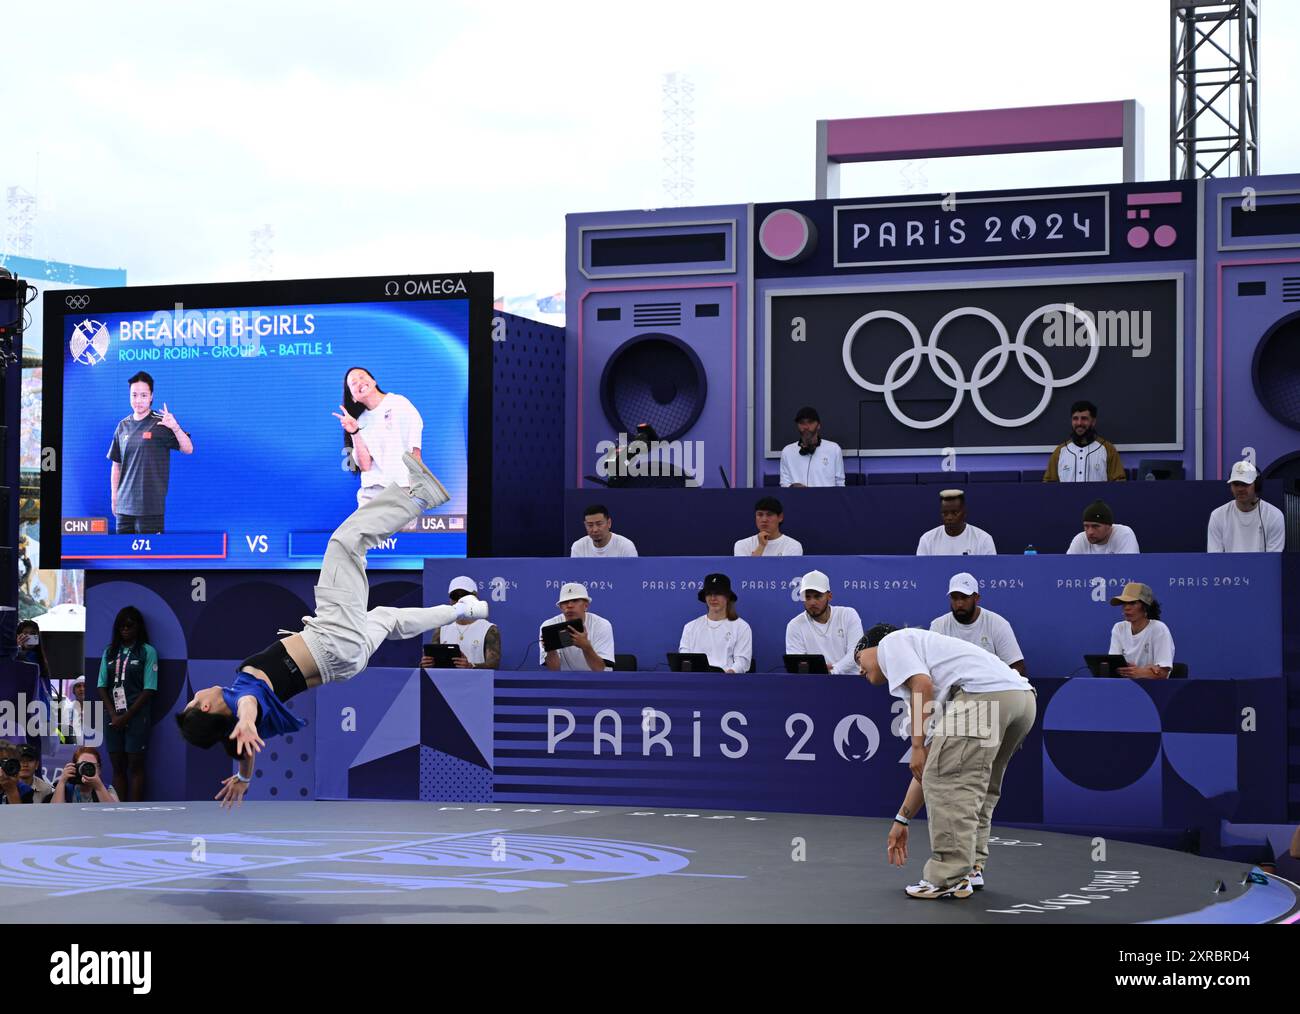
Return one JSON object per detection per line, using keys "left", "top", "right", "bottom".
{"left": 111, "top": 650, "right": 131, "bottom": 713}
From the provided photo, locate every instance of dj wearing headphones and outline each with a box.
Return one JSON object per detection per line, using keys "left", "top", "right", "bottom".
{"left": 779, "top": 406, "right": 845, "bottom": 487}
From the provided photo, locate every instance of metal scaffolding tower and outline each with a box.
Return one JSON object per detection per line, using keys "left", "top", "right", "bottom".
{"left": 1170, "top": 0, "right": 1260, "bottom": 179}
{"left": 250, "top": 223, "right": 275, "bottom": 280}
{"left": 661, "top": 73, "right": 695, "bottom": 206}
{"left": 5, "top": 187, "right": 36, "bottom": 259}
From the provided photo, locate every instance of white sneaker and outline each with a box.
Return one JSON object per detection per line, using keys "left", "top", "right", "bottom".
{"left": 969, "top": 865, "right": 984, "bottom": 890}
{"left": 455, "top": 595, "right": 488, "bottom": 621}
{"left": 402, "top": 452, "right": 450, "bottom": 507}
{"left": 905, "top": 878, "right": 973, "bottom": 900}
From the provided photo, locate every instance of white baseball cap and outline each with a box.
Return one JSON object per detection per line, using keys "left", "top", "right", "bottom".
{"left": 939, "top": 488, "right": 965, "bottom": 499}
{"left": 448, "top": 576, "right": 478, "bottom": 596}
{"left": 799, "top": 570, "right": 831, "bottom": 595}
{"left": 948, "top": 572, "right": 979, "bottom": 596}
{"left": 556, "top": 582, "right": 591, "bottom": 606}
{"left": 1227, "top": 460, "right": 1259, "bottom": 485}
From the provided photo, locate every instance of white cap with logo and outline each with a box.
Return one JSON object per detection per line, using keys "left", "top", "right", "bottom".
{"left": 1227, "top": 460, "right": 1259, "bottom": 485}
{"left": 556, "top": 582, "right": 591, "bottom": 606}
{"left": 448, "top": 576, "right": 478, "bottom": 596}
{"left": 799, "top": 570, "right": 831, "bottom": 595}
{"left": 947, "top": 572, "right": 979, "bottom": 596}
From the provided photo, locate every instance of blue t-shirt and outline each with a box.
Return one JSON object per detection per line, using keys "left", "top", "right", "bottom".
{"left": 221, "top": 673, "right": 305, "bottom": 740}
{"left": 1, "top": 781, "right": 34, "bottom": 804}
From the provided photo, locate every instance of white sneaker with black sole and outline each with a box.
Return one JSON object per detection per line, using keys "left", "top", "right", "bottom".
{"left": 905, "top": 877, "right": 974, "bottom": 900}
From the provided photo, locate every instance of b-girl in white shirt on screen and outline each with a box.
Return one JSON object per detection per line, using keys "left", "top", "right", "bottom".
{"left": 333, "top": 367, "right": 427, "bottom": 506}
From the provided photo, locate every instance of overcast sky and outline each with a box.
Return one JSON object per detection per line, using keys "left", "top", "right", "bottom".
{"left": 6, "top": 0, "right": 1298, "bottom": 301}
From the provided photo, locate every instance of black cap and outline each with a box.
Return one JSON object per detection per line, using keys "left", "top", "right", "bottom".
{"left": 794, "top": 406, "right": 820, "bottom": 424}
{"left": 18, "top": 745, "right": 37, "bottom": 760}
{"left": 1082, "top": 499, "right": 1114, "bottom": 525}
{"left": 698, "top": 573, "right": 737, "bottom": 602}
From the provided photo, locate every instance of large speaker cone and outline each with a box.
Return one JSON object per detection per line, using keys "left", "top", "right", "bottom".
{"left": 1253, "top": 312, "right": 1300, "bottom": 430}
{"left": 599, "top": 333, "right": 708, "bottom": 441}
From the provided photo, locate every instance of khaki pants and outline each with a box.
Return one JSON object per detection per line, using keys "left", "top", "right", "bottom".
{"left": 922, "top": 687, "right": 1037, "bottom": 889}
{"left": 301, "top": 482, "right": 459, "bottom": 683}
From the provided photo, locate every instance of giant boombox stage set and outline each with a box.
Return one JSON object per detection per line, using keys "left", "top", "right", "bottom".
{"left": 4, "top": 99, "right": 1298, "bottom": 930}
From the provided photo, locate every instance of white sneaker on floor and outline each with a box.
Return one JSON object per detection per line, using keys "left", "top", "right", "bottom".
{"left": 905, "top": 878, "right": 973, "bottom": 900}
{"left": 402, "top": 452, "right": 450, "bottom": 507}
{"left": 969, "top": 866, "right": 984, "bottom": 890}
{"left": 455, "top": 595, "right": 488, "bottom": 621}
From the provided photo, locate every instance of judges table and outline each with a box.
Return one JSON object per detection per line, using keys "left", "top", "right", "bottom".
{"left": 312, "top": 668, "right": 1288, "bottom": 842}
{"left": 562, "top": 482, "right": 1243, "bottom": 556}
{"left": 420, "top": 554, "right": 1282, "bottom": 680}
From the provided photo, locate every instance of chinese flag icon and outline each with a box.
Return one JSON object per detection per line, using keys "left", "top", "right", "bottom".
{"left": 91, "top": 519, "right": 107, "bottom": 533}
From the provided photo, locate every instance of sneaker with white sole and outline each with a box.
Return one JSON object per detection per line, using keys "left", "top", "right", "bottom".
{"left": 969, "top": 866, "right": 984, "bottom": 890}
{"left": 455, "top": 595, "right": 488, "bottom": 622}
{"left": 402, "top": 452, "right": 450, "bottom": 507}
{"left": 905, "top": 877, "right": 973, "bottom": 900}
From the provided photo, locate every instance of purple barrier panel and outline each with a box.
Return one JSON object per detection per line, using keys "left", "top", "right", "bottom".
{"left": 424, "top": 554, "right": 1281, "bottom": 682}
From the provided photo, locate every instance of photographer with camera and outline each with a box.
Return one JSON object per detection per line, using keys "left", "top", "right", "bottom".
{"left": 17, "top": 745, "right": 55, "bottom": 803}
{"left": 0, "top": 740, "right": 32, "bottom": 804}
{"left": 50, "top": 745, "right": 119, "bottom": 804}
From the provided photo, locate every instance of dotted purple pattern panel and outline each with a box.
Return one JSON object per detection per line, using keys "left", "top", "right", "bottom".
{"left": 492, "top": 312, "right": 566, "bottom": 557}
{"left": 247, "top": 689, "right": 317, "bottom": 801}
{"left": 419, "top": 744, "right": 492, "bottom": 803}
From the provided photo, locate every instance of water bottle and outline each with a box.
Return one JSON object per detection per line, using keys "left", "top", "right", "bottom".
{"left": 1023, "top": 545, "right": 1038, "bottom": 555}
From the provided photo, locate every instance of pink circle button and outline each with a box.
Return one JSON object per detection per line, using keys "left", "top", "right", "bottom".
{"left": 1127, "top": 225, "right": 1150, "bottom": 249}
{"left": 760, "top": 209, "right": 817, "bottom": 263}
{"left": 1154, "top": 224, "right": 1177, "bottom": 247}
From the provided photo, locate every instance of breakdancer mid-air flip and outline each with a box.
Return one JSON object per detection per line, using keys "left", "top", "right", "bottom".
{"left": 176, "top": 453, "right": 487, "bottom": 807}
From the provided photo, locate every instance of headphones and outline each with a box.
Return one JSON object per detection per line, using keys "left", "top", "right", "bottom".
{"left": 798, "top": 438, "right": 819, "bottom": 456}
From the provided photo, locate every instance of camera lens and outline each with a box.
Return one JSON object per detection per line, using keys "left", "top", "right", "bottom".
{"left": 1, "top": 758, "right": 19, "bottom": 777}
{"left": 78, "top": 762, "right": 97, "bottom": 779}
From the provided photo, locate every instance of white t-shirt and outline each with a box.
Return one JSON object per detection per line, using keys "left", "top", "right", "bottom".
{"left": 780, "top": 440, "right": 846, "bottom": 487}
{"left": 438, "top": 618, "right": 495, "bottom": 666}
{"left": 1207, "top": 500, "right": 1285, "bottom": 552}
{"left": 354, "top": 393, "right": 424, "bottom": 500}
{"left": 538, "top": 611, "right": 615, "bottom": 670}
{"left": 679, "top": 615, "right": 754, "bottom": 673}
{"left": 877, "top": 628, "right": 1031, "bottom": 730}
{"left": 929, "top": 608, "right": 1024, "bottom": 668}
{"left": 785, "top": 605, "right": 864, "bottom": 674}
{"left": 915, "top": 524, "right": 997, "bottom": 556}
{"left": 1066, "top": 524, "right": 1141, "bottom": 555}
{"left": 1056, "top": 441, "right": 1111, "bottom": 482}
{"left": 570, "top": 533, "right": 639, "bottom": 558}
{"left": 734, "top": 533, "right": 804, "bottom": 557}
{"left": 1109, "top": 619, "right": 1175, "bottom": 669}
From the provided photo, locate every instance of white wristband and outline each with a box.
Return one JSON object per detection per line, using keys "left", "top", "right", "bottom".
{"left": 232, "top": 772, "right": 251, "bottom": 784}
{"left": 893, "top": 814, "right": 909, "bottom": 826}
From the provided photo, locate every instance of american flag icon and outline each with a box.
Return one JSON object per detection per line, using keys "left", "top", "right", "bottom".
{"left": 91, "top": 519, "right": 108, "bottom": 533}
{"left": 449, "top": 517, "right": 464, "bottom": 531}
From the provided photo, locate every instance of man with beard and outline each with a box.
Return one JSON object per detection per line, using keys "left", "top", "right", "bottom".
{"left": 928, "top": 573, "right": 1026, "bottom": 675}
{"left": 1043, "top": 400, "right": 1126, "bottom": 482}
{"left": 784, "top": 570, "right": 864, "bottom": 674}
{"left": 779, "top": 406, "right": 845, "bottom": 488}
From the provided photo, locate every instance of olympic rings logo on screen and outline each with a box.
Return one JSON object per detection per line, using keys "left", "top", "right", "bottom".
{"left": 65, "top": 294, "right": 91, "bottom": 309}
{"left": 841, "top": 304, "right": 1099, "bottom": 429}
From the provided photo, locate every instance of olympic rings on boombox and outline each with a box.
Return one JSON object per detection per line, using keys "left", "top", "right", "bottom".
{"left": 841, "top": 304, "right": 1100, "bottom": 429}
